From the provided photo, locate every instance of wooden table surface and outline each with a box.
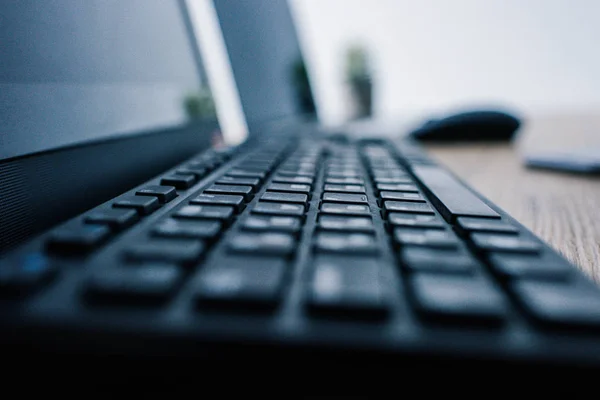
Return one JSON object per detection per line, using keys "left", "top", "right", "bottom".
{"left": 424, "top": 113, "right": 600, "bottom": 281}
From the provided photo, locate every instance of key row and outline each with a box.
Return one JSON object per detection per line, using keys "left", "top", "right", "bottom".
{"left": 362, "top": 146, "right": 509, "bottom": 324}
{"left": 200, "top": 144, "right": 392, "bottom": 315}
{"left": 160, "top": 147, "right": 236, "bottom": 189}
{"left": 84, "top": 146, "right": 323, "bottom": 305}
{"left": 2, "top": 147, "right": 241, "bottom": 295}
{"left": 44, "top": 148, "right": 238, "bottom": 256}
{"left": 120, "top": 145, "right": 291, "bottom": 265}
{"left": 316, "top": 151, "right": 377, "bottom": 255}
{"left": 214, "top": 145, "right": 323, "bottom": 258}
{"left": 301, "top": 149, "right": 391, "bottom": 318}
{"left": 363, "top": 144, "right": 600, "bottom": 329}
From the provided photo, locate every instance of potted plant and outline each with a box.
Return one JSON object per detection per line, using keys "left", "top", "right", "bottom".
{"left": 183, "top": 88, "right": 216, "bottom": 120}
{"left": 345, "top": 45, "right": 372, "bottom": 119}
{"left": 291, "top": 57, "right": 317, "bottom": 116}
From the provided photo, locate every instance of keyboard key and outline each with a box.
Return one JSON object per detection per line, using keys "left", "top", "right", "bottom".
{"left": 125, "top": 239, "right": 204, "bottom": 265}
{"left": 326, "top": 167, "right": 359, "bottom": 174}
{"left": 388, "top": 212, "right": 444, "bottom": 229}
{"left": 196, "top": 152, "right": 223, "bottom": 163}
{"left": 369, "top": 163, "right": 405, "bottom": 170}
{"left": 314, "top": 232, "right": 379, "bottom": 254}
{"left": 326, "top": 170, "right": 362, "bottom": 178}
{"left": 191, "top": 157, "right": 220, "bottom": 169}
{"left": 191, "top": 194, "right": 244, "bottom": 212}
{"left": 327, "top": 165, "right": 360, "bottom": 172}
{"left": 216, "top": 176, "right": 260, "bottom": 188}
{"left": 327, "top": 161, "right": 359, "bottom": 168}
{"left": 374, "top": 177, "right": 413, "bottom": 184}
{"left": 372, "top": 171, "right": 409, "bottom": 179}
{"left": 322, "top": 192, "right": 368, "bottom": 204}
{"left": 289, "top": 161, "right": 317, "bottom": 168}
{"left": 280, "top": 160, "right": 313, "bottom": 167}
{"left": 471, "top": 233, "right": 540, "bottom": 253}
{"left": 457, "top": 217, "right": 519, "bottom": 234}
{"left": 376, "top": 183, "right": 419, "bottom": 192}
{"left": 85, "top": 208, "right": 139, "bottom": 231}
{"left": 277, "top": 168, "right": 315, "bottom": 177}
{"left": 373, "top": 169, "right": 407, "bottom": 176}
{"left": 161, "top": 173, "right": 196, "bottom": 189}
{"left": 320, "top": 202, "right": 370, "bottom": 216}
{"left": 85, "top": 264, "right": 181, "bottom": 305}
{"left": 380, "top": 191, "right": 424, "bottom": 202}
{"left": 406, "top": 158, "right": 434, "bottom": 166}
{"left": 236, "top": 161, "right": 268, "bottom": 169}
{"left": 136, "top": 185, "right": 177, "bottom": 203}
{"left": 238, "top": 158, "right": 270, "bottom": 166}
{"left": 252, "top": 202, "right": 305, "bottom": 216}
{"left": 318, "top": 215, "right": 374, "bottom": 232}
{"left": 113, "top": 195, "right": 160, "bottom": 215}
{"left": 326, "top": 162, "right": 359, "bottom": 168}
{"left": 272, "top": 175, "right": 313, "bottom": 185}
{"left": 228, "top": 232, "right": 295, "bottom": 256}
{"left": 326, "top": 165, "right": 356, "bottom": 171}
{"left": 411, "top": 274, "right": 507, "bottom": 324}
{"left": 175, "top": 205, "right": 234, "bottom": 221}
{"left": 394, "top": 228, "right": 459, "bottom": 249}
{"left": 237, "top": 162, "right": 273, "bottom": 172}
{"left": 212, "top": 146, "right": 236, "bottom": 157}
{"left": 411, "top": 165, "right": 500, "bottom": 221}
{"left": 267, "top": 183, "right": 311, "bottom": 193}
{"left": 384, "top": 201, "right": 434, "bottom": 214}
{"left": 153, "top": 219, "right": 222, "bottom": 240}
{"left": 291, "top": 155, "right": 319, "bottom": 163}
{"left": 261, "top": 191, "right": 308, "bottom": 204}
{"left": 238, "top": 157, "right": 273, "bottom": 165}
{"left": 366, "top": 159, "right": 397, "bottom": 166}
{"left": 306, "top": 256, "right": 389, "bottom": 319}
{"left": 190, "top": 157, "right": 215, "bottom": 169}
{"left": 322, "top": 159, "right": 354, "bottom": 171}
{"left": 204, "top": 184, "right": 253, "bottom": 201}
{"left": 0, "top": 253, "right": 56, "bottom": 295}
{"left": 488, "top": 253, "right": 572, "bottom": 281}
{"left": 325, "top": 177, "right": 364, "bottom": 185}
{"left": 513, "top": 281, "right": 600, "bottom": 328}
{"left": 242, "top": 215, "right": 302, "bottom": 233}
{"left": 190, "top": 159, "right": 217, "bottom": 171}
{"left": 227, "top": 169, "right": 265, "bottom": 179}
{"left": 370, "top": 165, "right": 406, "bottom": 172}
{"left": 400, "top": 248, "right": 478, "bottom": 275}
{"left": 323, "top": 184, "right": 366, "bottom": 194}
{"left": 176, "top": 165, "right": 207, "bottom": 177}
{"left": 282, "top": 160, "right": 315, "bottom": 168}
{"left": 195, "top": 257, "right": 287, "bottom": 310}
{"left": 236, "top": 157, "right": 272, "bottom": 166}
{"left": 46, "top": 224, "right": 111, "bottom": 254}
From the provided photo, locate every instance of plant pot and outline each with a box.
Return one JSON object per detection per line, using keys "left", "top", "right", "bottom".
{"left": 349, "top": 77, "right": 372, "bottom": 119}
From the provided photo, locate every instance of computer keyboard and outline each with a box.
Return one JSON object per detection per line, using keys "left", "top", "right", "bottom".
{"left": 2, "top": 133, "right": 600, "bottom": 370}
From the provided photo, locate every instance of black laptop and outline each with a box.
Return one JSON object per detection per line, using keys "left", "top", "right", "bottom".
{"left": 2, "top": 0, "right": 600, "bottom": 388}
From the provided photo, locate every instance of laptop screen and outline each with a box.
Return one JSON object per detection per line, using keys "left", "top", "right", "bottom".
{"left": 212, "top": 0, "right": 317, "bottom": 126}
{"left": 0, "top": 0, "right": 215, "bottom": 161}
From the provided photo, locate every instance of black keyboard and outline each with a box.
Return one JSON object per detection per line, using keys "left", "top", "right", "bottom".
{"left": 2, "top": 134, "right": 600, "bottom": 376}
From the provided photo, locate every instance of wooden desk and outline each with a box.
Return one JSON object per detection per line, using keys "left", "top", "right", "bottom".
{"left": 424, "top": 113, "right": 600, "bottom": 281}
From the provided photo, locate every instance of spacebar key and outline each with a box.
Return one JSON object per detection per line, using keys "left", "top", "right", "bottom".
{"left": 411, "top": 165, "right": 499, "bottom": 222}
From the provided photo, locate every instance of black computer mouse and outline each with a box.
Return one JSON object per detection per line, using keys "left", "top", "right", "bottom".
{"left": 410, "top": 110, "right": 521, "bottom": 142}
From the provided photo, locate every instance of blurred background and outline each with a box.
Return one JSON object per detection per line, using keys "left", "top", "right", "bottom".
{"left": 287, "top": 0, "right": 600, "bottom": 126}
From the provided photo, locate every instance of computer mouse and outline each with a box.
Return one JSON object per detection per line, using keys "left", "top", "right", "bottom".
{"left": 410, "top": 110, "right": 521, "bottom": 142}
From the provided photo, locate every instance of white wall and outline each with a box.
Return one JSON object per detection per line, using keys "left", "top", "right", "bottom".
{"left": 291, "top": 0, "right": 600, "bottom": 125}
